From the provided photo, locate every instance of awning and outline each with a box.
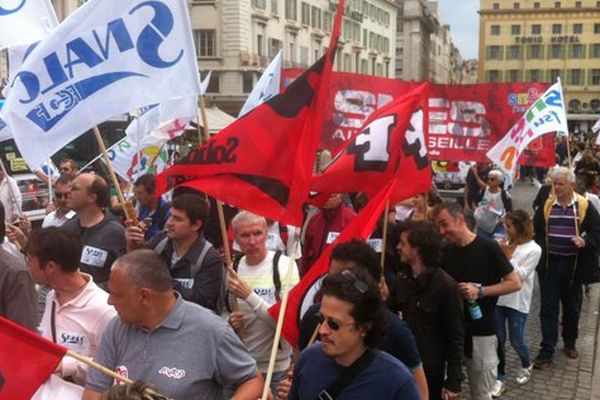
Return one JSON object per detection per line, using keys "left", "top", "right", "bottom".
{"left": 196, "top": 106, "right": 236, "bottom": 134}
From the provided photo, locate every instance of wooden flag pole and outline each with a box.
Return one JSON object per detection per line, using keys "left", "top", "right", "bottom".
{"left": 66, "top": 350, "right": 170, "bottom": 399}
{"left": 566, "top": 135, "right": 574, "bottom": 170}
{"left": 308, "top": 322, "right": 321, "bottom": 346}
{"left": 261, "top": 229, "right": 299, "bottom": 400}
{"left": 379, "top": 199, "right": 391, "bottom": 274}
{"left": 199, "top": 96, "right": 210, "bottom": 143}
{"left": 92, "top": 126, "right": 137, "bottom": 224}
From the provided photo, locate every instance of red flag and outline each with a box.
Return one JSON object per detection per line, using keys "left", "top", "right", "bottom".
{"left": 311, "top": 82, "right": 432, "bottom": 203}
{"left": 155, "top": 1, "right": 345, "bottom": 226}
{"left": 268, "top": 179, "right": 397, "bottom": 346}
{"left": 0, "top": 316, "right": 66, "bottom": 400}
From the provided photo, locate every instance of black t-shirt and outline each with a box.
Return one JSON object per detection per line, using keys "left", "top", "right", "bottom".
{"left": 442, "top": 236, "right": 513, "bottom": 336}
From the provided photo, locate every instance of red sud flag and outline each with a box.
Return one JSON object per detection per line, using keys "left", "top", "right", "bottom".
{"left": 0, "top": 316, "right": 66, "bottom": 400}
{"left": 155, "top": 0, "right": 345, "bottom": 227}
{"left": 311, "top": 82, "right": 431, "bottom": 203}
{"left": 269, "top": 179, "right": 397, "bottom": 346}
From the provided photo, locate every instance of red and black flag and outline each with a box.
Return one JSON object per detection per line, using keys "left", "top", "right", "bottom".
{"left": 268, "top": 179, "right": 398, "bottom": 346}
{"left": 311, "top": 82, "right": 432, "bottom": 203}
{"left": 155, "top": 1, "right": 345, "bottom": 227}
{"left": 0, "top": 316, "right": 66, "bottom": 400}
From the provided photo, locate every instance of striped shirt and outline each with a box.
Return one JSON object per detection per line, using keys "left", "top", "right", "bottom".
{"left": 547, "top": 201, "right": 579, "bottom": 256}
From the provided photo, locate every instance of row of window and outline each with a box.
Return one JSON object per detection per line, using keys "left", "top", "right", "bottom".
{"left": 280, "top": 0, "right": 390, "bottom": 27}
{"left": 486, "top": 43, "right": 600, "bottom": 59}
{"left": 485, "top": 68, "right": 600, "bottom": 86}
{"left": 491, "top": 23, "right": 600, "bottom": 36}
{"left": 492, "top": 1, "right": 600, "bottom": 10}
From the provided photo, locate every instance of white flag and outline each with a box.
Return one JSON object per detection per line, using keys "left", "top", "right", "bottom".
{"left": 238, "top": 50, "right": 282, "bottom": 118}
{"left": 0, "top": 0, "right": 58, "bottom": 50}
{"left": 486, "top": 80, "right": 569, "bottom": 176}
{"left": 103, "top": 137, "right": 170, "bottom": 182}
{"left": 592, "top": 118, "right": 600, "bottom": 138}
{"left": 126, "top": 96, "right": 197, "bottom": 144}
{"left": 200, "top": 71, "right": 212, "bottom": 95}
{"left": 2, "top": 0, "right": 201, "bottom": 168}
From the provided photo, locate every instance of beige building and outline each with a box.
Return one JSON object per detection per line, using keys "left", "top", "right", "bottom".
{"left": 194, "top": 0, "right": 397, "bottom": 114}
{"left": 479, "top": 0, "right": 600, "bottom": 133}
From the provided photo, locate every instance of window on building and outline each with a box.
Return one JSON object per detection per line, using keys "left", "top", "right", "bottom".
{"left": 534, "top": 2, "right": 540, "bottom": 8}
{"left": 252, "top": 0, "right": 266, "bottom": 10}
{"left": 361, "top": 59, "right": 368, "bottom": 74}
{"left": 590, "top": 69, "right": 600, "bottom": 86}
{"left": 507, "top": 70, "right": 521, "bottom": 82}
{"left": 508, "top": 45, "right": 521, "bottom": 59}
{"left": 487, "top": 70, "right": 501, "bottom": 82}
{"left": 289, "top": 42, "right": 295, "bottom": 62}
{"left": 575, "top": 1, "right": 581, "bottom": 7}
{"left": 532, "top": 24, "right": 541, "bottom": 35}
{"left": 243, "top": 72, "right": 254, "bottom": 93}
{"left": 529, "top": 44, "right": 543, "bottom": 59}
{"left": 591, "top": 99, "right": 600, "bottom": 112}
{"left": 343, "top": 53, "right": 352, "bottom": 72}
{"left": 194, "top": 29, "right": 216, "bottom": 57}
{"left": 491, "top": 25, "right": 500, "bottom": 35}
{"left": 513, "top": 2, "right": 520, "bottom": 9}
{"left": 268, "top": 38, "right": 282, "bottom": 58}
{"left": 300, "top": 46, "right": 309, "bottom": 66}
{"left": 271, "top": 0, "right": 278, "bottom": 15}
{"left": 511, "top": 25, "right": 521, "bottom": 35}
{"left": 569, "top": 99, "right": 581, "bottom": 112}
{"left": 573, "top": 24, "right": 583, "bottom": 34}
{"left": 257, "top": 34, "right": 264, "bottom": 56}
{"left": 568, "top": 69, "right": 583, "bottom": 85}
{"left": 570, "top": 44, "right": 584, "bottom": 58}
{"left": 552, "top": 24, "right": 562, "bottom": 34}
{"left": 311, "top": 6, "right": 321, "bottom": 29}
{"left": 592, "top": 43, "right": 600, "bottom": 57}
{"left": 595, "top": 24, "right": 600, "bottom": 34}
{"left": 301, "top": 2, "right": 310, "bottom": 25}
{"left": 527, "top": 69, "right": 542, "bottom": 82}
{"left": 285, "top": 0, "right": 297, "bottom": 20}
{"left": 493, "top": 3, "right": 499, "bottom": 9}
{"left": 597, "top": 0, "right": 600, "bottom": 7}
{"left": 324, "top": 11, "right": 332, "bottom": 31}
{"left": 548, "top": 69, "right": 562, "bottom": 83}
{"left": 206, "top": 72, "right": 219, "bottom": 93}
{"left": 363, "top": 28, "right": 368, "bottom": 47}
{"left": 554, "top": 1, "right": 560, "bottom": 8}
{"left": 549, "top": 44, "right": 564, "bottom": 58}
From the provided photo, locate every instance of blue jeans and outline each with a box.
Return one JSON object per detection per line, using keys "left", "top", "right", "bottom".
{"left": 476, "top": 223, "right": 506, "bottom": 241}
{"left": 538, "top": 255, "right": 583, "bottom": 358}
{"left": 495, "top": 306, "right": 531, "bottom": 380}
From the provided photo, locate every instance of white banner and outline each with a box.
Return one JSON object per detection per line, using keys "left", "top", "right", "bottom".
{"left": 3, "top": 0, "right": 201, "bottom": 168}
{"left": 0, "top": 0, "right": 58, "bottom": 50}
{"left": 103, "top": 137, "right": 170, "bottom": 182}
{"left": 238, "top": 50, "right": 282, "bottom": 118}
{"left": 486, "top": 80, "right": 569, "bottom": 175}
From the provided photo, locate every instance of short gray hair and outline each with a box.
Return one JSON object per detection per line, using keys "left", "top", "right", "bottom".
{"left": 550, "top": 166, "right": 576, "bottom": 183}
{"left": 231, "top": 211, "right": 267, "bottom": 233}
{"left": 112, "top": 250, "right": 172, "bottom": 292}
{"left": 488, "top": 169, "right": 504, "bottom": 183}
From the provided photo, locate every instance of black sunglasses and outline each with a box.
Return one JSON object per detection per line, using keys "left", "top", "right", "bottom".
{"left": 55, "top": 192, "right": 69, "bottom": 199}
{"left": 316, "top": 312, "right": 356, "bottom": 332}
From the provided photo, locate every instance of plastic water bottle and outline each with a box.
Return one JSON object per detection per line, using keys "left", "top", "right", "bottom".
{"left": 468, "top": 301, "right": 482, "bottom": 320}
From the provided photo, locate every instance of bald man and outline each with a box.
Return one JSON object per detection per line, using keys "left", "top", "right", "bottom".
{"left": 61, "top": 173, "right": 126, "bottom": 290}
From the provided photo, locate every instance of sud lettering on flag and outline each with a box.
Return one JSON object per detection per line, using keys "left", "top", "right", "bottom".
{"left": 2, "top": 0, "right": 201, "bottom": 169}
{"left": 0, "top": 316, "right": 67, "bottom": 400}
{"left": 486, "top": 80, "right": 569, "bottom": 176}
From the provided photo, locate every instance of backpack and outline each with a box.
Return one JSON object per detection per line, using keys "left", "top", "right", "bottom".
{"left": 153, "top": 236, "right": 213, "bottom": 280}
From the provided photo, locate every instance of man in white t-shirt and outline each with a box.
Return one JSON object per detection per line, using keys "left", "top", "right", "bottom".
{"left": 25, "top": 227, "right": 116, "bottom": 387}
{"left": 228, "top": 211, "right": 300, "bottom": 395}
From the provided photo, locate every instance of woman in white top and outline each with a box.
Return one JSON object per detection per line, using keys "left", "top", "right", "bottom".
{"left": 474, "top": 169, "right": 512, "bottom": 240}
{"left": 492, "top": 210, "right": 542, "bottom": 397}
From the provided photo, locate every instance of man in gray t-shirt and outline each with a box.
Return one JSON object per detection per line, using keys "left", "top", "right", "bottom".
{"left": 83, "top": 250, "right": 263, "bottom": 400}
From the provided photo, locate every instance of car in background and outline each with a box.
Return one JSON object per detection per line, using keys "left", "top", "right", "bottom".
{"left": 432, "top": 161, "right": 472, "bottom": 204}
{"left": 15, "top": 173, "right": 50, "bottom": 222}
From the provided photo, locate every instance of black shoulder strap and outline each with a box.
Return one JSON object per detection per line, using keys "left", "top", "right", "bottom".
{"left": 272, "top": 250, "right": 282, "bottom": 301}
{"left": 318, "top": 349, "right": 379, "bottom": 400}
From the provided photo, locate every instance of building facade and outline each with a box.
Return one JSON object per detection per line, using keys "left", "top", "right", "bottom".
{"left": 479, "top": 0, "right": 600, "bottom": 133}
{"left": 194, "top": 0, "right": 397, "bottom": 114}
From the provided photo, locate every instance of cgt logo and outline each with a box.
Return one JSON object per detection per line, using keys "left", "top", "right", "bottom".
{"left": 12, "top": 0, "right": 184, "bottom": 132}
{"left": 0, "top": 0, "right": 26, "bottom": 16}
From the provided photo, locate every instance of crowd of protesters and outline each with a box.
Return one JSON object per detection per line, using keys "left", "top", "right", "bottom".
{"left": 0, "top": 137, "right": 599, "bottom": 400}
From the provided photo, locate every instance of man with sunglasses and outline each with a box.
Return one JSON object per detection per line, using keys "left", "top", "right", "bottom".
{"left": 288, "top": 270, "right": 420, "bottom": 399}
{"left": 43, "top": 174, "right": 76, "bottom": 228}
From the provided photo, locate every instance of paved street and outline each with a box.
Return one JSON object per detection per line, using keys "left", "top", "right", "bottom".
{"left": 461, "top": 181, "right": 600, "bottom": 400}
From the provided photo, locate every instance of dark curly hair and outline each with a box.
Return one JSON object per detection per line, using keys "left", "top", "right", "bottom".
{"left": 399, "top": 220, "right": 444, "bottom": 268}
{"left": 320, "top": 268, "right": 387, "bottom": 348}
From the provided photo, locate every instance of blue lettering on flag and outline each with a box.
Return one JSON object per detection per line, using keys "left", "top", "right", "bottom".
{"left": 0, "top": 0, "right": 26, "bottom": 16}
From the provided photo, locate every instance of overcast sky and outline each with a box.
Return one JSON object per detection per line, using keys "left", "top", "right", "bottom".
{"left": 436, "top": 0, "right": 479, "bottom": 60}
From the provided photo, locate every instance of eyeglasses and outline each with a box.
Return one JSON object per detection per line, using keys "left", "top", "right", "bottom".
{"left": 341, "top": 269, "right": 368, "bottom": 294}
{"left": 316, "top": 312, "right": 356, "bottom": 332}
{"left": 55, "top": 192, "right": 69, "bottom": 199}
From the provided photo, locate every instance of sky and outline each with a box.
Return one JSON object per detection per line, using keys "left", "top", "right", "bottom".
{"left": 436, "top": 0, "right": 479, "bottom": 60}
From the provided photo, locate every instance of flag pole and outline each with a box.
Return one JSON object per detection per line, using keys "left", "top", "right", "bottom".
{"left": 92, "top": 126, "right": 137, "bottom": 224}
{"left": 199, "top": 96, "right": 210, "bottom": 143}
{"left": 261, "top": 229, "right": 299, "bottom": 400}
{"left": 47, "top": 159, "right": 54, "bottom": 205}
{"left": 566, "top": 134, "right": 573, "bottom": 170}
{"left": 65, "top": 350, "right": 169, "bottom": 399}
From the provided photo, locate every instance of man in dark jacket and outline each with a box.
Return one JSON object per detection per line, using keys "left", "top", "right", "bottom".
{"left": 533, "top": 167, "right": 600, "bottom": 367}
{"left": 389, "top": 220, "right": 464, "bottom": 400}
